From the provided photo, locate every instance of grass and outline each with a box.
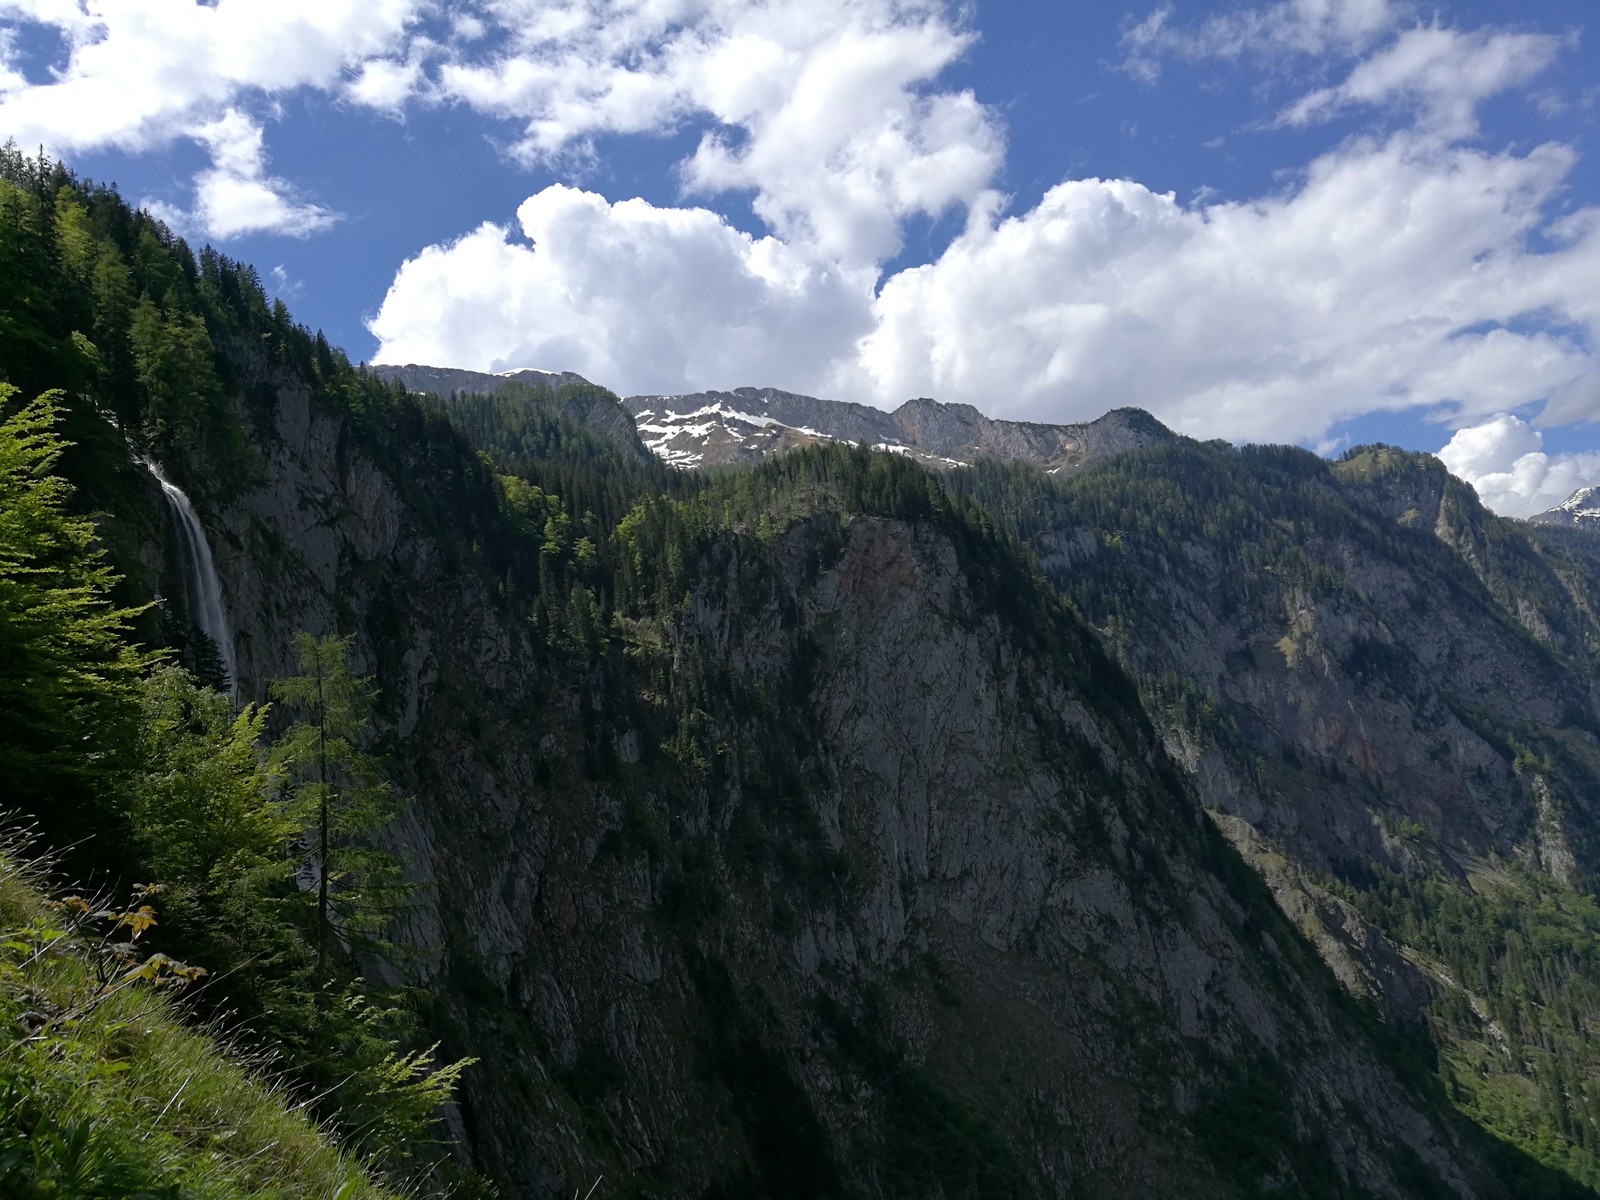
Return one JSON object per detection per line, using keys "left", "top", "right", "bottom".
{"left": 0, "top": 839, "right": 398, "bottom": 1200}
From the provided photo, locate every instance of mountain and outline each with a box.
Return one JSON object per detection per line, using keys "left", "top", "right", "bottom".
{"left": 206, "top": 398, "right": 1512, "bottom": 1195}
{"left": 374, "top": 362, "right": 595, "bottom": 394}
{"left": 622, "top": 385, "right": 1172, "bottom": 471}
{"left": 10, "top": 154, "right": 1600, "bottom": 1197}
{"left": 1531, "top": 485, "right": 1600, "bottom": 529}
{"left": 951, "top": 443, "right": 1600, "bottom": 1189}
{"left": 373, "top": 362, "right": 649, "bottom": 459}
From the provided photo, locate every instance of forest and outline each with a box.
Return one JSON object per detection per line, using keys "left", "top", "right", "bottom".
{"left": 8, "top": 141, "right": 1600, "bottom": 1198}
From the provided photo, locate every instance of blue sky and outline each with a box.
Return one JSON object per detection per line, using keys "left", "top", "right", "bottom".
{"left": 1, "top": 0, "right": 1597, "bottom": 515}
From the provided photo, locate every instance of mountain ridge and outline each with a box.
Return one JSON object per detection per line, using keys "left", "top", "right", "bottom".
{"left": 10, "top": 158, "right": 1600, "bottom": 1197}
{"left": 373, "top": 362, "right": 1176, "bottom": 475}
{"left": 624, "top": 385, "right": 1174, "bottom": 472}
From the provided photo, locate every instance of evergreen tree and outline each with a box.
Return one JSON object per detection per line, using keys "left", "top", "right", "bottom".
{"left": 270, "top": 633, "right": 411, "bottom": 977}
{"left": 0, "top": 384, "right": 150, "bottom": 845}
{"left": 130, "top": 663, "right": 288, "bottom": 894}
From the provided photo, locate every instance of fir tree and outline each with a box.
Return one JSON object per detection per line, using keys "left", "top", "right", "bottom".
{"left": 270, "top": 633, "right": 411, "bottom": 978}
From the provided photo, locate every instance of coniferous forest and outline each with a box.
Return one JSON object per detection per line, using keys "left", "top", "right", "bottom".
{"left": 9, "top": 145, "right": 1600, "bottom": 1199}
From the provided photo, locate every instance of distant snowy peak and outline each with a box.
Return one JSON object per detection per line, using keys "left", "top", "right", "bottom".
{"left": 623, "top": 386, "right": 1172, "bottom": 473}
{"left": 1529, "top": 485, "right": 1600, "bottom": 528}
{"left": 628, "top": 395, "right": 838, "bottom": 468}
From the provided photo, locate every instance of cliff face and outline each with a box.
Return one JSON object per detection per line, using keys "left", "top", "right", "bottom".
{"left": 157, "top": 360, "right": 1510, "bottom": 1197}
{"left": 1037, "top": 443, "right": 1600, "bottom": 884}
{"left": 954, "top": 439, "right": 1600, "bottom": 1184}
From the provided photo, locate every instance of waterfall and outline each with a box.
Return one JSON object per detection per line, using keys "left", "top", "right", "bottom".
{"left": 141, "top": 458, "right": 237, "bottom": 697}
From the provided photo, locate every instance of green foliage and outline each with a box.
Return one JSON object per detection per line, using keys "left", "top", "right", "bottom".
{"left": 1331, "top": 863, "right": 1600, "bottom": 1191}
{"left": 270, "top": 634, "right": 411, "bottom": 974}
{"left": 131, "top": 666, "right": 289, "bottom": 892}
{"left": 0, "top": 384, "right": 152, "bottom": 850}
{"left": 0, "top": 842, "right": 394, "bottom": 1200}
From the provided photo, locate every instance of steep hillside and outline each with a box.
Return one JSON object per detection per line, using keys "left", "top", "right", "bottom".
{"left": 951, "top": 440, "right": 1600, "bottom": 1188}
{"left": 198, "top": 377, "right": 1515, "bottom": 1195}
{"left": 7, "top": 152, "right": 1598, "bottom": 1198}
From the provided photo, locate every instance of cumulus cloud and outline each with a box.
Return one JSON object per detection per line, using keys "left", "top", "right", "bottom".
{"left": 142, "top": 110, "right": 337, "bottom": 240}
{"left": 0, "top": 0, "right": 997, "bottom": 261}
{"left": 347, "top": 56, "right": 427, "bottom": 114}
{"left": 368, "top": 185, "right": 876, "bottom": 397}
{"left": 1437, "top": 414, "right": 1600, "bottom": 518}
{"left": 370, "top": 128, "right": 1600, "bottom": 454}
{"left": 438, "top": 0, "right": 1001, "bottom": 265}
{"left": 0, "top": 0, "right": 419, "bottom": 236}
{"left": 855, "top": 133, "right": 1600, "bottom": 442}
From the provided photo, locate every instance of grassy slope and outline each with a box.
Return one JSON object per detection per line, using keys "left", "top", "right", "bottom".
{"left": 0, "top": 840, "right": 396, "bottom": 1200}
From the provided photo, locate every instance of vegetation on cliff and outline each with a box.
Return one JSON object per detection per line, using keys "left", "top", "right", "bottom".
{"left": 949, "top": 440, "right": 1600, "bottom": 1193}
{"left": 9, "top": 142, "right": 1600, "bottom": 1198}
{"left": 0, "top": 149, "right": 474, "bottom": 1196}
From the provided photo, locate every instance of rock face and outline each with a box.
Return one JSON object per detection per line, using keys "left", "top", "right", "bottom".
{"left": 1531, "top": 484, "right": 1600, "bottom": 529}
{"left": 975, "top": 441, "right": 1600, "bottom": 882}
{"left": 624, "top": 386, "right": 1172, "bottom": 472}
{"left": 155, "top": 351, "right": 1509, "bottom": 1198}
{"left": 953, "top": 438, "right": 1600, "bottom": 1178}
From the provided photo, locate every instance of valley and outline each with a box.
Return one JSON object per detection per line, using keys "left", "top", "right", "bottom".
{"left": 7, "top": 149, "right": 1600, "bottom": 1199}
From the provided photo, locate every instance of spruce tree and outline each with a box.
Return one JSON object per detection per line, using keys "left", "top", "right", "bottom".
{"left": 270, "top": 633, "right": 410, "bottom": 977}
{"left": 0, "top": 384, "right": 150, "bottom": 844}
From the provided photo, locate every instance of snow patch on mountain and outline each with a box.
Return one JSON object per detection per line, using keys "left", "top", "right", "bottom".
{"left": 1530, "top": 485, "right": 1600, "bottom": 529}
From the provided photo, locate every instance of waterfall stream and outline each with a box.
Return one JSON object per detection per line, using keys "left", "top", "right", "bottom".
{"left": 142, "top": 458, "right": 237, "bottom": 697}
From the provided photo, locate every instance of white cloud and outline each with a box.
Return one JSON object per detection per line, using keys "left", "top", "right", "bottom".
{"left": 368, "top": 185, "right": 876, "bottom": 397}
{"left": 1540, "top": 369, "right": 1600, "bottom": 428}
{"left": 0, "top": 0, "right": 998, "bottom": 262}
{"left": 1123, "top": 0, "right": 1400, "bottom": 79}
{"left": 438, "top": 0, "right": 1002, "bottom": 265}
{"left": 347, "top": 56, "right": 426, "bottom": 113}
{"left": 142, "top": 110, "right": 337, "bottom": 239}
{"left": 1283, "top": 24, "right": 1566, "bottom": 138}
{"left": 0, "top": 0, "right": 420, "bottom": 237}
{"left": 269, "top": 264, "right": 304, "bottom": 300}
{"left": 1437, "top": 414, "right": 1600, "bottom": 518}
{"left": 0, "top": 27, "right": 25, "bottom": 93}
{"left": 855, "top": 133, "right": 1600, "bottom": 444}
{"left": 367, "top": 128, "right": 1600, "bottom": 459}
{"left": 0, "top": 1, "right": 420, "bottom": 152}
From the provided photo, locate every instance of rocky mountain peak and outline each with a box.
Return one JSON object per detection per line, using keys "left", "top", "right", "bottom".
{"left": 1530, "top": 484, "right": 1600, "bottom": 528}
{"left": 623, "top": 385, "right": 1175, "bottom": 473}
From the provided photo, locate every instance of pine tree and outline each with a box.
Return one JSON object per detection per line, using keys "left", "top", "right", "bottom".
{"left": 269, "top": 633, "right": 411, "bottom": 978}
